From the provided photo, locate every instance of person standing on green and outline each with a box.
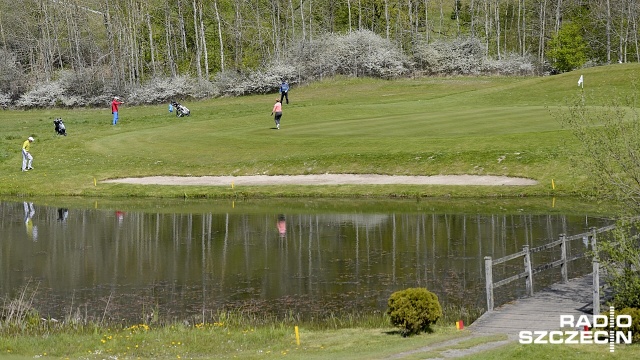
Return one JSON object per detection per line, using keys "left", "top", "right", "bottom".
{"left": 111, "top": 96, "right": 124, "bottom": 125}
{"left": 279, "top": 80, "right": 289, "bottom": 104}
{"left": 271, "top": 98, "right": 282, "bottom": 129}
{"left": 21, "top": 136, "right": 34, "bottom": 172}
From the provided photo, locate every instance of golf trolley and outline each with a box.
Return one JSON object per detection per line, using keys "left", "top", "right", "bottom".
{"left": 171, "top": 101, "right": 190, "bottom": 117}
{"left": 54, "top": 118, "right": 67, "bottom": 136}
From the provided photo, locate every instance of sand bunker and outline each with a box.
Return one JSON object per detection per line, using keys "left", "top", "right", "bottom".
{"left": 102, "top": 174, "right": 538, "bottom": 186}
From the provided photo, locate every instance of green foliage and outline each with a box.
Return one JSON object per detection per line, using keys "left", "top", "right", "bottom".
{"left": 557, "top": 87, "right": 640, "bottom": 319}
{"left": 555, "top": 89, "right": 640, "bottom": 211}
{"left": 387, "top": 287, "right": 442, "bottom": 336}
{"left": 599, "top": 222, "right": 640, "bottom": 309}
{"left": 547, "top": 23, "right": 588, "bottom": 72}
{"left": 612, "top": 308, "right": 640, "bottom": 343}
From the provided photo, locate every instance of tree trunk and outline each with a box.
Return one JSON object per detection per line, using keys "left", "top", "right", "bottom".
{"left": 424, "top": 0, "right": 430, "bottom": 42}
{"left": 147, "top": 11, "right": 157, "bottom": 77}
{"left": 198, "top": 1, "right": 209, "bottom": 78}
{"left": 385, "top": 0, "right": 390, "bottom": 39}
{"left": 606, "top": 0, "right": 611, "bottom": 64}
{"left": 192, "top": 0, "right": 202, "bottom": 79}
{"left": 178, "top": 0, "right": 188, "bottom": 53}
{"left": 300, "top": 0, "right": 306, "bottom": 40}
{"left": 164, "top": 0, "right": 177, "bottom": 77}
{"left": 214, "top": 0, "right": 224, "bottom": 73}
{"left": 538, "top": 0, "right": 547, "bottom": 64}
{"left": 233, "top": 0, "right": 242, "bottom": 70}
{"left": 495, "top": 0, "right": 501, "bottom": 60}
{"left": 347, "top": 0, "right": 352, "bottom": 32}
{"left": 103, "top": 0, "right": 119, "bottom": 90}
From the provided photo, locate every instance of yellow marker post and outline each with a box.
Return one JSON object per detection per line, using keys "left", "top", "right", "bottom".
{"left": 552, "top": 179, "right": 556, "bottom": 190}
{"left": 231, "top": 182, "right": 234, "bottom": 189}
{"left": 552, "top": 197, "right": 556, "bottom": 208}
{"left": 295, "top": 326, "right": 300, "bottom": 345}
{"left": 93, "top": 177, "right": 97, "bottom": 186}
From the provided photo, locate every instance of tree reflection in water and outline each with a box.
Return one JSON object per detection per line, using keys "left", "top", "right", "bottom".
{"left": 0, "top": 201, "right": 609, "bottom": 324}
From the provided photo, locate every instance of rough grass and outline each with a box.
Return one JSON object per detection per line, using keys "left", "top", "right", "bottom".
{"left": 1, "top": 65, "right": 638, "bottom": 200}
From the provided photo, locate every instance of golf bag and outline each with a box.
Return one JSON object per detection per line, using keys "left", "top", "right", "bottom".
{"left": 54, "top": 118, "right": 67, "bottom": 136}
{"left": 171, "top": 101, "right": 190, "bottom": 117}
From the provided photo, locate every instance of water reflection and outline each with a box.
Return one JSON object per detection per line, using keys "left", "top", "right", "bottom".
{"left": 23, "top": 202, "right": 38, "bottom": 242}
{"left": 0, "top": 200, "right": 611, "bottom": 324}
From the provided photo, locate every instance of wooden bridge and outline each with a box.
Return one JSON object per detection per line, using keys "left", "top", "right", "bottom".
{"left": 469, "top": 225, "right": 615, "bottom": 337}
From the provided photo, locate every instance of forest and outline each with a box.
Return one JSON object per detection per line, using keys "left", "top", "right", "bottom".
{"left": 0, "top": 0, "right": 634, "bottom": 107}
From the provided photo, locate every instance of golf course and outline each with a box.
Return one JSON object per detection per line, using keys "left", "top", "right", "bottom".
{"left": 2, "top": 64, "right": 636, "bottom": 200}
{"left": 2, "top": 65, "right": 640, "bottom": 359}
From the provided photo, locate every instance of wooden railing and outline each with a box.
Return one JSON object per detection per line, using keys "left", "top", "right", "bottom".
{"left": 484, "top": 224, "right": 616, "bottom": 313}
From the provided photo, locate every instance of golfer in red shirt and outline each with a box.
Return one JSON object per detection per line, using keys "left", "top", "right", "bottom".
{"left": 111, "top": 97, "right": 124, "bottom": 125}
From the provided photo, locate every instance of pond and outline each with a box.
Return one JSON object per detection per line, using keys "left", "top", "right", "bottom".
{"left": 0, "top": 198, "right": 612, "bottom": 324}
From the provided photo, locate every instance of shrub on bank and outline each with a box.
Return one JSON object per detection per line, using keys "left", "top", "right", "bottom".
{"left": 387, "top": 287, "right": 442, "bottom": 336}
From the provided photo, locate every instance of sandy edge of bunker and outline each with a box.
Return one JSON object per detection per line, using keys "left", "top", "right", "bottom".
{"left": 102, "top": 174, "right": 538, "bottom": 186}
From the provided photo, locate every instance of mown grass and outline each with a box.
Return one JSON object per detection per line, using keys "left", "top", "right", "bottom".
{"left": 3, "top": 64, "right": 640, "bottom": 199}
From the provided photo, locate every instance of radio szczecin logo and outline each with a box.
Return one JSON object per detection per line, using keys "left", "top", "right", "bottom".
{"left": 519, "top": 306, "right": 633, "bottom": 352}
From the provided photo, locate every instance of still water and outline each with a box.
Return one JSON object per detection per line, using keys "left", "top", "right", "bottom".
{"left": 0, "top": 199, "right": 611, "bottom": 324}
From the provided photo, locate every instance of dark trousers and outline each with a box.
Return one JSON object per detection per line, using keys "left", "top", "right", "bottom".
{"left": 280, "top": 91, "right": 289, "bottom": 104}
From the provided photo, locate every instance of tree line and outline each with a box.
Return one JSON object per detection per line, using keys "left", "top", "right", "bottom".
{"left": 0, "top": 0, "right": 635, "bottom": 106}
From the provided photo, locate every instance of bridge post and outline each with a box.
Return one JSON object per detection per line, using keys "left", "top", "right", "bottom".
{"left": 593, "top": 259, "right": 600, "bottom": 315}
{"left": 523, "top": 245, "right": 534, "bottom": 296}
{"left": 590, "top": 227, "right": 600, "bottom": 315}
{"left": 560, "top": 234, "right": 568, "bottom": 283}
{"left": 484, "top": 256, "right": 494, "bottom": 311}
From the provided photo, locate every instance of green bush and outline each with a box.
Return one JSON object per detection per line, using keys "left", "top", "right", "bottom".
{"left": 387, "top": 287, "right": 442, "bottom": 336}
{"left": 612, "top": 308, "right": 640, "bottom": 343}
{"left": 610, "top": 269, "right": 640, "bottom": 309}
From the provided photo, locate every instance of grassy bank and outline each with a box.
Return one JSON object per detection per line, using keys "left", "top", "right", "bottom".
{"left": 2, "top": 322, "right": 466, "bottom": 359}
{"left": 2, "top": 321, "right": 637, "bottom": 359}
{"left": 0, "top": 302, "right": 480, "bottom": 359}
{"left": 3, "top": 64, "right": 639, "bottom": 199}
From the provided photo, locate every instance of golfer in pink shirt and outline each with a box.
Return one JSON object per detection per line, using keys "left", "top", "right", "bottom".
{"left": 271, "top": 98, "right": 282, "bottom": 129}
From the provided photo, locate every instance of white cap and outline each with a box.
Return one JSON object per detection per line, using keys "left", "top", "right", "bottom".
{"left": 28, "top": 137, "right": 34, "bottom": 141}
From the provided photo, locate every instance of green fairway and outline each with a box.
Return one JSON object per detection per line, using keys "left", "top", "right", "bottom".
{"left": 2, "top": 64, "right": 638, "bottom": 199}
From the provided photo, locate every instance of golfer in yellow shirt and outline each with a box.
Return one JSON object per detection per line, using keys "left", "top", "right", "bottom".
{"left": 22, "top": 136, "right": 34, "bottom": 171}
